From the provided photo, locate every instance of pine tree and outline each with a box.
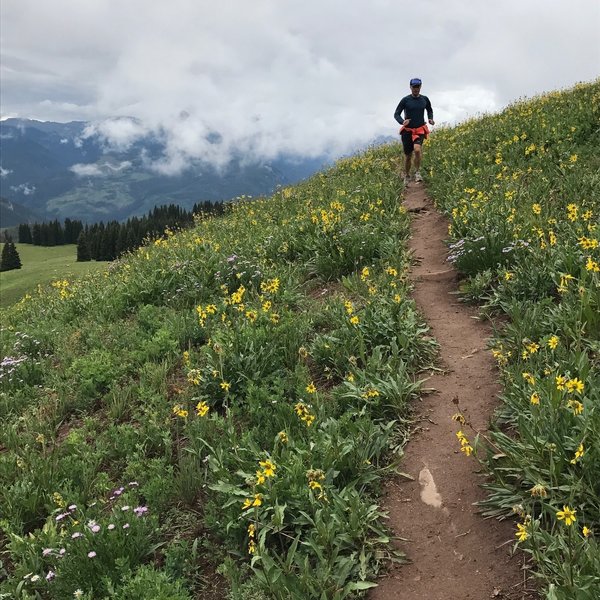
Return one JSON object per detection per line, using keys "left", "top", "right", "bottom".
{"left": 32, "top": 223, "right": 42, "bottom": 245}
{"left": 0, "top": 242, "right": 9, "bottom": 271}
{"left": 76, "top": 232, "right": 92, "bottom": 262}
{"left": 18, "top": 224, "right": 33, "bottom": 244}
{"left": 0, "top": 242, "right": 22, "bottom": 271}
{"left": 10, "top": 243, "right": 22, "bottom": 269}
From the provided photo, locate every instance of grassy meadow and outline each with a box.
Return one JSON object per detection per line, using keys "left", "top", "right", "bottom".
{"left": 0, "top": 79, "right": 598, "bottom": 599}
{"left": 0, "top": 244, "right": 107, "bottom": 308}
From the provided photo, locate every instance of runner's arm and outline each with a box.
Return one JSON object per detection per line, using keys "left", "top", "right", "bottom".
{"left": 394, "top": 99, "right": 406, "bottom": 125}
{"left": 425, "top": 97, "right": 434, "bottom": 125}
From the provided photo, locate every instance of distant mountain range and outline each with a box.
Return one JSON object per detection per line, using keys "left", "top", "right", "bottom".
{"left": 0, "top": 118, "right": 344, "bottom": 226}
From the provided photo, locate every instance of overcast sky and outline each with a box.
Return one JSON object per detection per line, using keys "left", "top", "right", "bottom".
{"left": 1, "top": 0, "right": 599, "bottom": 169}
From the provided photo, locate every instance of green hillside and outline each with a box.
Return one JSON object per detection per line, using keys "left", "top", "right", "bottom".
{"left": 425, "top": 81, "right": 600, "bottom": 599}
{"left": 0, "top": 80, "right": 598, "bottom": 599}
{"left": 0, "top": 244, "right": 107, "bottom": 308}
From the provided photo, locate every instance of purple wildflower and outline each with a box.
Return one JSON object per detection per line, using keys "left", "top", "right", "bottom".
{"left": 87, "top": 551, "right": 96, "bottom": 558}
{"left": 133, "top": 506, "right": 148, "bottom": 517}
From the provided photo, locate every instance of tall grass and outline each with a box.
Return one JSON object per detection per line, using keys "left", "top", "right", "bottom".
{"left": 426, "top": 80, "right": 600, "bottom": 599}
{"left": 0, "top": 148, "right": 436, "bottom": 599}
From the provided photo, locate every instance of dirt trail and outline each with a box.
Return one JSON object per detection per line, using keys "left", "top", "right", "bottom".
{"left": 371, "top": 184, "right": 535, "bottom": 600}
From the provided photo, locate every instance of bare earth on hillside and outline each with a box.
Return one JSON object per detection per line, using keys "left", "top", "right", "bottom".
{"left": 370, "top": 182, "right": 538, "bottom": 600}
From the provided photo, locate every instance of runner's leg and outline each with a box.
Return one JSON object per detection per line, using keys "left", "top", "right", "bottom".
{"left": 413, "top": 143, "right": 422, "bottom": 172}
{"left": 401, "top": 132, "right": 414, "bottom": 179}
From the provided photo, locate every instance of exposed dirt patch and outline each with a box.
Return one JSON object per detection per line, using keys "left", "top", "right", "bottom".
{"left": 371, "top": 183, "right": 537, "bottom": 600}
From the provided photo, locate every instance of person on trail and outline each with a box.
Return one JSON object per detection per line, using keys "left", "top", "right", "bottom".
{"left": 394, "top": 77, "right": 434, "bottom": 185}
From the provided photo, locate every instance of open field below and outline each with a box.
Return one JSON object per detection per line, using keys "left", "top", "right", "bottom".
{"left": 0, "top": 244, "right": 108, "bottom": 308}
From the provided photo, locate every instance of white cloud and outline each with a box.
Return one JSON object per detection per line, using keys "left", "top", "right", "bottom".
{"left": 70, "top": 160, "right": 132, "bottom": 176}
{"left": 1, "top": 167, "right": 13, "bottom": 178}
{"left": 10, "top": 183, "right": 36, "bottom": 195}
{"left": 2, "top": 0, "right": 599, "bottom": 170}
{"left": 70, "top": 163, "right": 103, "bottom": 177}
{"left": 80, "top": 118, "right": 148, "bottom": 152}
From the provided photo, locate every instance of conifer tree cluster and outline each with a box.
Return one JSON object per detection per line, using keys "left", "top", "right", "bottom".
{"left": 18, "top": 219, "right": 83, "bottom": 246}
{"left": 16, "top": 201, "right": 225, "bottom": 262}
{"left": 0, "top": 241, "right": 22, "bottom": 272}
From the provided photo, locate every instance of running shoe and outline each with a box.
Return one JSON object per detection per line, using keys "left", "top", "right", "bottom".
{"left": 414, "top": 170, "right": 423, "bottom": 182}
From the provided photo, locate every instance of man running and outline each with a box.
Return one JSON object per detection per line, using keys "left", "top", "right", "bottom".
{"left": 394, "top": 77, "right": 435, "bottom": 184}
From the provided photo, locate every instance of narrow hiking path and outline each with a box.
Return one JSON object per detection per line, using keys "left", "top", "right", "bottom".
{"left": 371, "top": 184, "right": 537, "bottom": 600}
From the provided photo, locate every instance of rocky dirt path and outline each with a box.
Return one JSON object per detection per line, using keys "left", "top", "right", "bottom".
{"left": 370, "top": 183, "right": 536, "bottom": 600}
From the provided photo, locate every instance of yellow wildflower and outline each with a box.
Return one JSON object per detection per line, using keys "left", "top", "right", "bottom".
{"left": 196, "top": 401, "right": 209, "bottom": 417}
{"left": 566, "top": 378, "right": 584, "bottom": 394}
{"left": 172, "top": 404, "right": 188, "bottom": 418}
{"left": 451, "top": 413, "right": 466, "bottom": 425}
{"left": 259, "top": 460, "right": 276, "bottom": 478}
{"left": 294, "top": 402, "right": 316, "bottom": 427}
{"left": 556, "top": 505, "right": 577, "bottom": 526}
{"left": 457, "top": 430, "right": 474, "bottom": 455}
{"left": 248, "top": 539, "right": 257, "bottom": 554}
{"left": 585, "top": 257, "right": 600, "bottom": 272}
{"left": 522, "top": 372, "right": 536, "bottom": 386}
{"left": 567, "top": 399, "right": 584, "bottom": 415}
{"left": 187, "top": 369, "right": 202, "bottom": 385}
{"left": 570, "top": 443, "right": 584, "bottom": 464}
{"left": 567, "top": 204, "right": 578, "bottom": 222}
{"left": 529, "top": 484, "right": 547, "bottom": 498}
{"left": 516, "top": 522, "right": 529, "bottom": 542}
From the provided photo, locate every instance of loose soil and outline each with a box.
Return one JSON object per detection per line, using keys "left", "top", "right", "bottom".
{"left": 371, "top": 183, "right": 537, "bottom": 600}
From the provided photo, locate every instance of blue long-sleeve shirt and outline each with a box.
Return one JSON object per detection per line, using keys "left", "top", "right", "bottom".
{"left": 394, "top": 94, "right": 433, "bottom": 127}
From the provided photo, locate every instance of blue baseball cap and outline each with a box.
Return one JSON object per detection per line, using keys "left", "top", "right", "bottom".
{"left": 410, "top": 78, "right": 422, "bottom": 86}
